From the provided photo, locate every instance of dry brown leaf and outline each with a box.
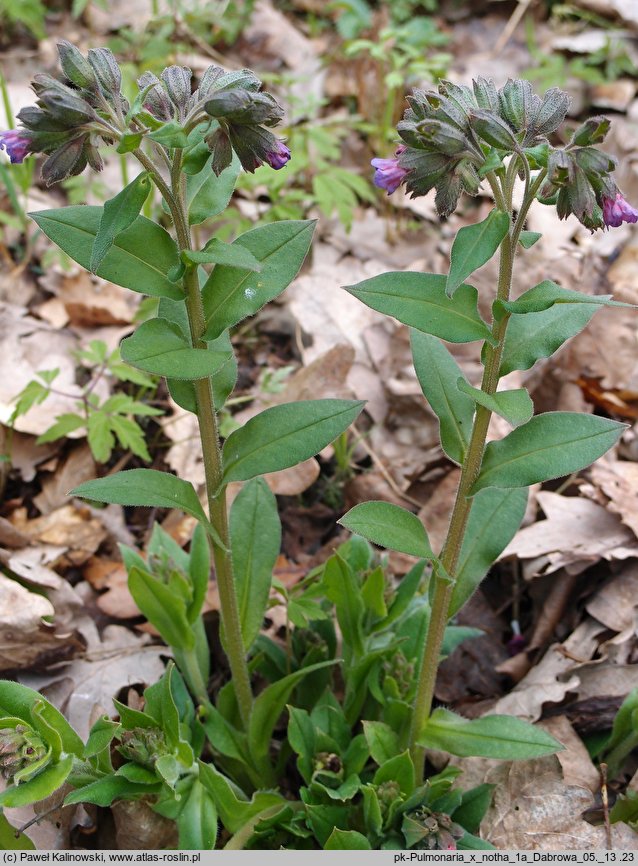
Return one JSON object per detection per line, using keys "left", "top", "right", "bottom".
{"left": 501, "top": 491, "right": 638, "bottom": 577}
{"left": 84, "top": 558, "right": 141, "bottom": 620}
{"left": 33, "top": 443, "right": 96, "bottom": 515}
{"left": 9, "top": 504, "right": 107, "bottom": 568}
{"left": 481, "top": 755, "right": 638, "bottom": 849}
{"left": 0, "top": 574, "right": 61, "bottom": 672}
{"left": 586, "top": 562, "right": 638, "bottom": 632}
{"left": 262, "top": 459, "right": 320, "bottom": 496}
{"left": 39, "top": 270, "right": 137, "bottom": 327}
{"left": 587, "top": 458, "right": 638, "bottom": 539}
{"left": 20, "top": 622, "right": 167, "bottom": 739}
{"left": 538, "top": 715, "right": 600, "bottom": 793}
{"left": 418, "top": 469, "right": 460, "bottom": 556}
{"left": 112, "top": 799, "right": 177, "bottom": 850}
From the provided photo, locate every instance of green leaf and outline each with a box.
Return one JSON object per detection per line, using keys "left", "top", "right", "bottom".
{"left": 187, "top": 522, "right": 210, "bottom": 623}
{"left": 325, "top": 829, "right": 372, "bottom": 850}
{"left": 452, "top": 784, "right": 495, "bottom": 834}
{"left": 372, "top": 750, "right": 415, "bottom": 795}
{"left": 498, "top": 280, "right": 634, "bottom": 316}
{"left": 449, "top": 488, "right": 528, "bottom": 617}
{"left": 188, "top": 156, "right": 240, "bottom": 225}
{"left": 0, "top": 681, "right": 83, "bottom": 757}
{"left": 248, "top": 661, "right": 336, "bottom": 762}
{"left": 182, "top": 239, "right": 262, "bottom": 271}
{"left": 0, "top": 813, "right": 35, "bottom": 850}
{"left": 500, "top": 302, "right": 596, "bottom": 376}
{"left": 87, "top": 410, "right": 114, "bottom": 462}
{"left": 37, "top": 413, "right": 86, "bottom": 444}
{"left": 287, "top": 706, "right": 316, "bottom": 784}
{"left": 411, "top": 331, "right": 474, "bottom": 464}
{"left": 230, "top": 478, "right": 281, "bottom": 650}
{"left": 338, "top": 501, "right": 433, "bottom": 559}
{"left": 472, "top": 412, "right": 626, "bottom": 494}
{"left": 148, "top": 120, "right": 189, "bottom": 148}
{"left": 363, "top": 720, "right": 401, "bottom": 765}
{"left": 90, "top": 172, "right": 151, "bottom": 273}
{"left": 222, "top": 399, "right": 364, "bottom": 485}
{"left": 518, "top": 230, "right": 541, "bottom": 249}
{"left": 0, "top": 755, "right": 73, "bottom": 807}
{"left": 120, "top": 318, "right": 228, "bottom": 380}
{"left": 344, "top": 273, "right": 492, "bottom": 343}
{"left": 456, "top": 380, "right": 534, "bottom": 427}
{"left": 446, "top": 209, "right": 510, "bottom": 297}
{"left": 418, "top": 708, "right": 564, "bottom": 759}
{"left": 361, "top": 566, "right": 387, "bottom": 618}
{"left": 64, "top": 774, "right": 160, "bottom": 807}
{"left": 323, "top": 554, "right": 365, "bottom": 658}
{"left": 71, "top": 469, "right": 208, "bottom": 523}
{"left": 198, "top": 761, "right": 286, "bottom": 836}
{"left": 176, "top": 780, "right": 217, "bottom": 850}
{"left": 202, "top": 220, "right": 316, "bottom": 340}
{"left": 30, "top": 207, "right": 182, "bottom": 300}
{"left": 128, "top": 567, "right": 194, "bottom": 651}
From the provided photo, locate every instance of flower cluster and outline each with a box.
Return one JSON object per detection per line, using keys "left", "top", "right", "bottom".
{"left": 0, "top": 41, "right": 290, "bottom": 186}
{"left": 372, "top": 77, "right": 636, "bottom": 230}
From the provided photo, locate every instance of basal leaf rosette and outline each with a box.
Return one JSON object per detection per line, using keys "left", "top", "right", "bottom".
{"left": 0, "top": 682, "right": 83, "bottom": 807}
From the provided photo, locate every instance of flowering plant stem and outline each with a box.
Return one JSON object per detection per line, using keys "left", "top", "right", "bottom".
{"left": 137, "top": 145, "right": 254, "bottom": 728}
{"left": 408, "top": 159, "right": 546, "bottom": 773}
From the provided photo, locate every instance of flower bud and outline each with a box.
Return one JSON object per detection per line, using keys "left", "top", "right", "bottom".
{"left": 498, "top": 78, "right": 538, "bottom": 132}
{"left": 87, "top": 47, "right": 122, "bottom": 98}
{"left": 38, "top": 89, "right": 96, "bottom": 127}
{"left": 137, "top": 72, "right": 174, "bottom": 121}
{"left": 197, "top": 65, "right": 224, "bottom": 99}
{"left": 546, "top": 148, "right": 574, "bottom": 186}
{"left": 468, "top": 108, "right": 518, "bottom": 150}
{"left": 160, "top": 66, "right": 192, "bottom": 115}
{"left": 416, "top": 119, "right": 470, "bottom": 156}
{"left": 0, "top": 129, "right": 32, "bottom": 163}
{"left": 573, "top": 146, "right": 616, "bottom": 179}
{"left": 17, "top": 105, "right": 67, "bottom": 132}
{"left": 472, "top": 77, "right": 499, "bottom": 112}
{"left": 571, "top": 115, "right": 611, "bottom": 147}
{"left": 528, "top": 87, "right": 571, "bottom": 138}
{"left": 57, "top": 40, "right": 96, "bottom": 90}
{"left": 435, "top": 172, "right": 462, "bottom": 218}
{"left": 602, "top": 191, "right": 638, "bottom": 228}
{"left": 41, "top": 135, "right": 86, "bottom": 186}
{"left": 205, "top": 126, "right": 233, "bottom": 176}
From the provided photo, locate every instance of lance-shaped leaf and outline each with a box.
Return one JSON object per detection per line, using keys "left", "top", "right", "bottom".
{"left": 0, "top": 755, "right": 74, "bottom": 808}
{"left": 449, "top": 487, "right": 528, "bottom": 617}
{"left": 71, "top": 469, "right": 208, "bottom": 523}
{"left": 182, "top": 239, "right": 262, "bottom": 271}
{"left": 456, "top": 380, "right": 533, "bottom": 427}
{"left": 338, "top": 501, "right": 433, "bottom": 559}
{"left": 418, "top": 708, "right": 563, "bottom": 759}
{"left": 120, "top": 318, "right": 229, "bottom": 380}
{"left": 411, "top": 331, "right": 474, "bottom": 464}
{"left": 30, "top": 206, "right": 182, "bottom": 300}
{"left": 472, "top": 412, "right": 626, "bottom": 494}
{"left": 518, "top": 231, "right": 541, "bottom": 249}
{"left": 497, "top": 280, "right": 634, "bottom": 316}
{"left": 187, "top": 155, "right": 240, "bottom": 226}
{"left": 222, "top": 399, "right": 364, "bottom": 484}
{"left": 323, "top": 554, "right": 365, "bottom": 658}
{"left": 446, "top": 209, "right": 510, "bottom": 297}
{"left": 202, "top": 220, "right": 315, "bottom": 340}
{"left": 500, "top": 303, "right": 596, "bottom": 376}
{"left": 128, "top": 567, "right": 194, "bottom": 651}
{"left": 90, "top": 172, "right": 151, "bottom": 273}
{"left": 230, "top": 478, "right": 281, "bottom": 650}
{"left": 344, "top": 273, "right": 492, "bottom": 344}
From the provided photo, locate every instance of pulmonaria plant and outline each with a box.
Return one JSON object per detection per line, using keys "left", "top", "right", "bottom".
{"left": 0, "top": 51, "right": 634, "bottom": 851}
{"left": 346, "top": 75, "right": 636, "bottom": 771}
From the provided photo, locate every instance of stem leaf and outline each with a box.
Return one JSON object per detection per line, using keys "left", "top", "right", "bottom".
{"left": 121, "top": 318, "right": 229, "bottom": 380}
{"left": 338, "top": 501, "right": 433, "bottom": 559}
{"left": 187, "top": 156, "right": 240, "bottom": 226}
{"left": 202, "top": 220, "right": 316, "bottom": 340}
{"left": 182, "top": 239, "right": 262, "bottom": 271}
{"left": 71, "top": 468, "right": 208, "bottom": 523}
{"left": 90, "top": 172, "right": 151, "bottom": 273}
{"left": 418, "top": 708, "right": 563, "bottom": 759}
{"left": 222, "top": 399, "right": 364, "bottom": 484}
{"left": 449, "top": 487, "right": 528, "bottom": 618}
{"left": 230, "top": 478, "right": 281, "bottom": 650}
{"left": 446, "top": 209, "right": 510, "bottom": 297}
{"left": 344, "top": 273, "right": 492, "bottom": 344}
{"left": 30, "top": 206, "right": 182, "bottom": 299}
{"left": 456, "top": 379, "right": 533, "bottom": 427}
{"left": 411, "top": 331, "right": 474, "bottom": 464}
{"left": 472, "top": 412, "right": 626, "bottom": 494}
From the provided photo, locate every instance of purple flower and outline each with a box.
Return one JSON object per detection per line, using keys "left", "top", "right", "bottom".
{"left": 602, "top": 192, "right": 638, "bottom": 228}
{"left": 265, "top": 141, "right": 291, "bottom": 170}
{"left": 371, "top": 155, "right": 408, "bottom": 195}
{"left": 0, "top": 129, "right": 31, "bottom": 164}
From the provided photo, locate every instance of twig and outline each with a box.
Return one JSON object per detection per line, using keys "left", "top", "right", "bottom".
{"left": 601, "top": 762, "right": 613, "bottom": 850}
{"left": 491, "top": 0, "right": 534, "bottom": 56}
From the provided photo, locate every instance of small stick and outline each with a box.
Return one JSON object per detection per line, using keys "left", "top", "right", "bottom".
{"left": 600, "top": 762, "right": 613, "bottom": 850}
{"left": 492, "top": 0, "right": 534, "bottom": 56}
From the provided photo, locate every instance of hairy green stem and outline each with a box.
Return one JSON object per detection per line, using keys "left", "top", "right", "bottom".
{"left": 135, "top": 145, "right": 253, "bottom": 729}
{"left": 408, "top": 162, "right": 546, "bottom": 773}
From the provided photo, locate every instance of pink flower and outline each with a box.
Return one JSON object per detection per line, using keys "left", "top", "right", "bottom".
{"left": 265, "top": 141, "right": 291, "bottom": 170}
{"left": 0, "top": 129, "right": 31, "bottom": 164}
{"left": 371, "top": 155, "right": 408, "bottom": 194}
{"left": 602, "top": 192, "right": 638, "bottom": 228}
